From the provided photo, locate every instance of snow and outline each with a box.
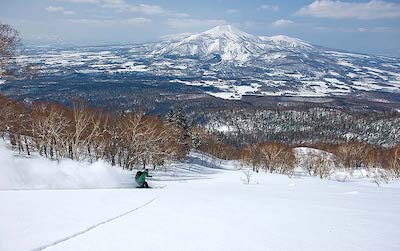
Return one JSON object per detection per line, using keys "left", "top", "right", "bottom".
{"left": 155, "top": 25, "right": 263, "bottom": 62}
{"left": 1, "top": 144, "right": 400, "bottom": 251}
{"left": 347, "top": 72, "right": 358, "bottom": 78}
{"left": 202, "top": 25, "right": 251, "bottom": 39}
{"left": 209, "top": 124, "right": 234, "bottom": 133}
{"left": 235, "top": 84, "right": 259, "bottom": 94}
{"left": 337, "top": 60, "right": 356, "bottom": 68}
{"left": 113, "top": 64, "right": 148, "bottom": 73}
{"left": 261, "top": 35, "right": 312, "bottom": 49}
{"left": 175, "top": 79, "right": 261, "bottom": 100}
{"left": 0, "top": 143, "right": 131, "bottom": 190}
{"left": 76, "top": 69, "right": 103, "bottom": 74}
{"left": 206, "top": 91, "right": 241, "bottom": 100}
{"left": 326, "top": 51, "right": 371, "bottom": 58}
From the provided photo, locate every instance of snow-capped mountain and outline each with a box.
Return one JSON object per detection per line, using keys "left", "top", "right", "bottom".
{"left": 152, "top": 25, "right": 315, "bottom": 62}
{"left": 153, "top": 25, "right": 266, "bottom": 62}
{"left": 147, "top": 25, "right": 399, "bottom": 100}
{"left": 4, "top": 25, "right": 400, "bottom": 109}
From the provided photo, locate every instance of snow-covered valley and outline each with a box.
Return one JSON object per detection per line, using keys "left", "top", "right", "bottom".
{"left": 3, "top": 25, "right": 399, "bottom": 111}
{"left": 1, "top": 143, "right": 399, "bottom": 251}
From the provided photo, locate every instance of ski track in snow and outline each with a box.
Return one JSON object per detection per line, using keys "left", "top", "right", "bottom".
{"left": 31, "top": 197, "right": 158, "bottom": 251}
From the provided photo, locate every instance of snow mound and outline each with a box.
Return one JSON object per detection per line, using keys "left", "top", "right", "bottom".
{"left": 0, "top": 143, "right": 132, "bottom": 190}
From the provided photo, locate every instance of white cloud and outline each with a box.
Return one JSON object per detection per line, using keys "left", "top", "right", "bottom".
{"left": 46, "top": 6, "right": 75, "bottom": 15}
{"left": 296, "top": 0, "right": 400, "bottom": 19}
{"left": 99, "top": 1, "right": 167, "bottom": 15}
{"left": 166, "top": 18, "right": 226, "bottom": 30}
{"left": 354, "top": 26, "right": 397, "bottom": 32}
{"left": 68, "top": 18, "right": 151, "bottom": 26}
{"left": 67, "top": 0, "right": 99, "bottom": 3}
{"left": 259, "top": 5, "right": 279, "bottom": 11}
{"left": 122, "top": 18, "right": 152, "bottom": 25}
{"left": 239, "top": 21, "right": 265, "bottom": 29}
{"left": 101, "top": 0, "right": 123, "bottom": 4}
{"left": 126, "top": 4, "right": 166, "bottom": 15}
{"left": 66, "top": 0, "right": 186, "bottom": 17}
{"left": 46, "top": 6, "right": 65, "bottom": 13}
{"left": 68, "top": 19, "right": 107, "bottom": 25}
{"left": 170, "top": 12, "right": 191, "bottom": 18}
{"left": 271, "top": 19, "right": 294, "bottom": 27}
{"left": 313, "top": 25, "right": 399, "bottom": 33}
{"left": 226, "top": 9, "right": 239, "bottom": 14}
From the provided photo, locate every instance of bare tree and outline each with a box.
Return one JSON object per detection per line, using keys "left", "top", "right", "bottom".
{"left": 119, "top": 114, "right": 178, "bottom": 170}
{"left": 0, "top": 95, "right": 26, "bottom": 147}
{"left": 0, "top": 95, "right": 15, "bottom": 137}
{"left": 334, "top": 141, "right": 369, "bottom": 169}
{"left": 68, "top": 99, "right": 99, "bottom": 161}
{"left": 0, "top": 22, "right": 20, "bottom": 78}
{"left": 0, "top": 95, "right": 189, "bottom": 169}
{"left": 1, "top": 22, "right": 38, "bottom": 79}
{"left": 259, "top": 142, "right": 294, "bottom": 173}
{"left": 302, "top": 151, "right": 334, "bottom": 179}
{"left": 387, "top": 145, "right": 400, "bottom": 178}
{"left": 241, "top": 167, "right": 254, "bottom": 185}
{"left": 102, "top": 114, "right": 123, "bottom": 166}
{"left": 242, "top": 144, "right": 262, "bottom": 172}
{"left": 31, "top": 103, "right": 70, "bottom": 160}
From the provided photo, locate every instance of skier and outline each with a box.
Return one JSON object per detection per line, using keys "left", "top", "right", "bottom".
{"left": 135, "top": 169, "right": 152, "bottom": 188}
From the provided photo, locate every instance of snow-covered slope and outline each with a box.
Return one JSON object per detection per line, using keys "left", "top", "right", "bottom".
{"left": 1, "top": 143, "right": 400, "bottom": 251}
{"left": 259, "top": 35, "right": 314, "bottom": 49}
{"left": 0, "top": 142, "right": 233, "bottom": 190}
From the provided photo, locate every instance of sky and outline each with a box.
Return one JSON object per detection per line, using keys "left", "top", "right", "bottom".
{"left": 1, "top": 0, "right": 400, "bottom": 56}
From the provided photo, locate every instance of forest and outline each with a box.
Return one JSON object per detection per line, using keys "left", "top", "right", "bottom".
{"left": 1, "top": 94, "right": 399, "bottom": 180}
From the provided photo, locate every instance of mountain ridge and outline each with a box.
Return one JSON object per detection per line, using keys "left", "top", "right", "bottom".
{"left": 152, "top": 25, "right": 317, "bottom": 62}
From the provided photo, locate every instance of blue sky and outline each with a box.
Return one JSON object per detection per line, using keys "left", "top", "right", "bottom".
{"left": 1, "top": 0, "right": 400, "bottom": 56}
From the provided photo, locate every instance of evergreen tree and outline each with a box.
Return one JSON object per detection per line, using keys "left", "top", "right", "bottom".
{"left": 165, "top": 107, "right": 191, "bottom": 157}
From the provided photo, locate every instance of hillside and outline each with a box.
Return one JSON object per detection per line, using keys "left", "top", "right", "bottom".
{"left": 1, "top": 142, "right": 400, "bottom": 251}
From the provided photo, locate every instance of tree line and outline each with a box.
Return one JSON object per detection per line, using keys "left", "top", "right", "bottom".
{"left": 0, "top": 94, "right": 242, "bottom": 170}
{"left": 0, "top": 95, "right": 195, "bottom": 169}
{"left": 240, "top": 141, "right": 400, "bottom": 179}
